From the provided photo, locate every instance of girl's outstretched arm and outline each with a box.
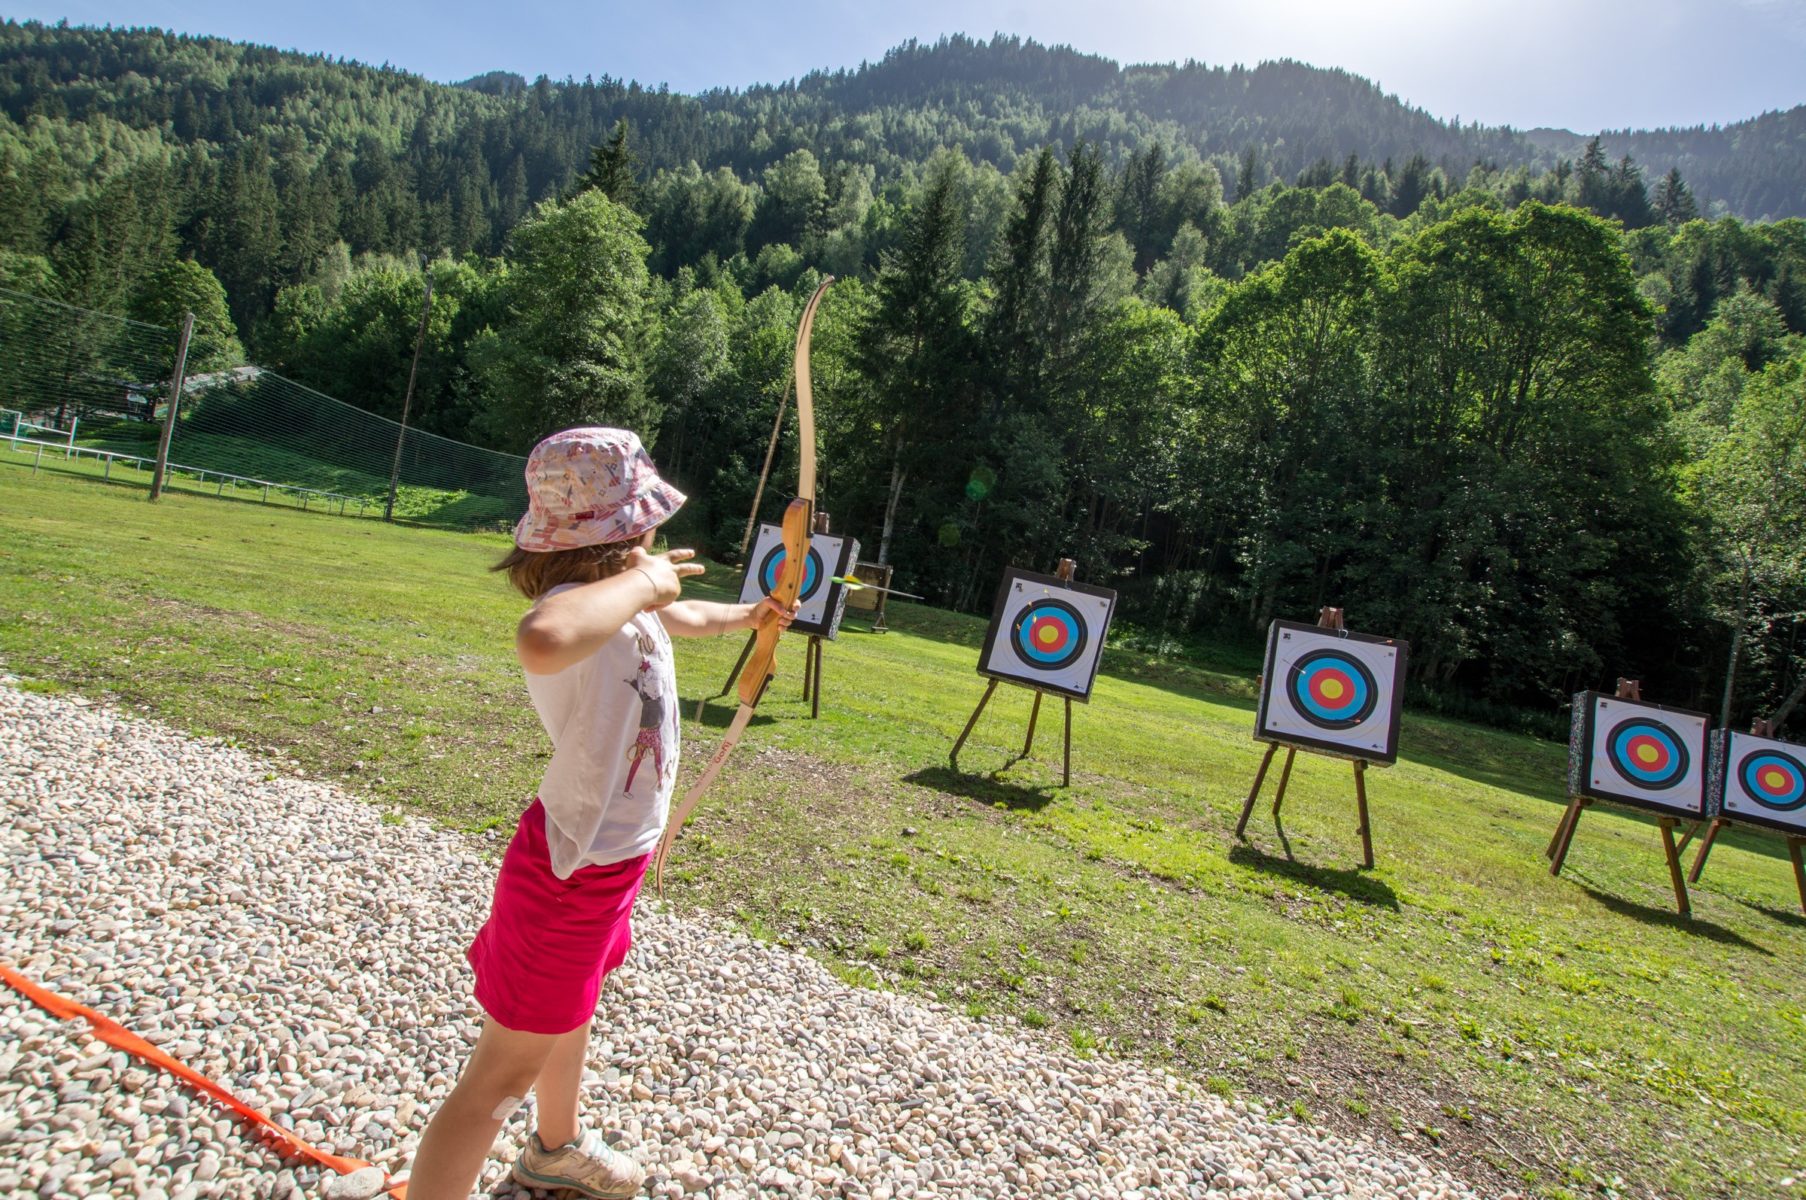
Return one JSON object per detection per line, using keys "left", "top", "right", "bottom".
{"left": 516, "top": 547, "right": 703, "bottom": 674}
{"left": 658, "top": 596, "right": 796, "bottom": 639}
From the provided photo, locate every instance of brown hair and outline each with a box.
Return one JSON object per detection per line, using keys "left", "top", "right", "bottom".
{"left": 493, "top": 541, "right": 637, "bottom": 600}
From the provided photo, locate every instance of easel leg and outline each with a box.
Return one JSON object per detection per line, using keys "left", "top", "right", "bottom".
{"left": 1687, "top": 818, "right": 1727, "bottom": 883}
{"left": 1270, "top": 749, "right": 1298, "bottom": 817}
{"left": 950, "top": 679, "right": 999, "bottom": 771}
{"left": 802, "top": 634, "right": 815, "bottom": 701}
{"left": 1236, "top": 744, "right": 1280, "bottom": 838}
{"left": 1545, "top": 801, "right": 1576, "bottom": 859}
{"left": 1549, "top": 796, "right": 1587, "bottom": 876}
{"left": 1659, "top": 818, "right": 1691, "bottom": 917}
{"left": 808, "top": 637, "right": 823, "bottom": 720}
{"left": 1789, "top": 837, "right": 1806, "bottom": 916}
{"left": 1353, "top": 760, "right": 1374, "bottom": 869}
{"left": 696, "top": 631, "right": 757, "bottom": 721}
{"left": 1675, "top": 821, "right": 1700, "bottom": 855}
{"left": 1061, "top": 697, "right": 1072, "bottom": 787}
{"left": 1023, "top": 692, "right": 1042, "bottom": 757}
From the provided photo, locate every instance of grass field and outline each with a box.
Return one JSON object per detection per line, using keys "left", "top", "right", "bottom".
{"left": 2, "top": 465, "right": 1803, "bottom": 1200}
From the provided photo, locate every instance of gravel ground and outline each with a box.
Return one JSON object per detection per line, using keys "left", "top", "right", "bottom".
{"left": 0, "top": 680, "right": 1494, "bottom": 1200}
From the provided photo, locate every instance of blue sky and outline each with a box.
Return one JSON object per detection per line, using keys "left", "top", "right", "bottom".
{"left": 9, "top": 0, "right": 1804, "bottom": 132}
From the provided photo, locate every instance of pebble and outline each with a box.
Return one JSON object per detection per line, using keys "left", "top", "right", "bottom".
{"left": 0, "top": 681, "right": 1485, "bottom": 1199}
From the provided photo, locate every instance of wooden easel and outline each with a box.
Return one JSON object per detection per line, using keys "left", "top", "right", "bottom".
{"left": 949, "top": 559, "right": 1078, "bottom": 786}
{"left": 1235, "top": 607, "right": 1377, "bottom": 868}
{"left": 697, "top": 512, "right": 833, "bottom": 722}
{"left": 1546, "top": 679, "right": 1692, "bottom": 917}
{"left": 1686, "top": 719, "right": 1806, "bottom": 915}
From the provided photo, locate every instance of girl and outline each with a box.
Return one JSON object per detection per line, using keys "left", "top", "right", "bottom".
{"left": 405, "top": 427, "right": 790, "bottom": 1200}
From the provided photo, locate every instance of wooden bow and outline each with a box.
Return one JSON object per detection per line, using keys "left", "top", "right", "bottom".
{"left": 655, "top": 275, "right": 833, "bottom": 894}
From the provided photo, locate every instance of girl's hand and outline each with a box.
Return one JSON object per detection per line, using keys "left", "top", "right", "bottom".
{"left": 628, "top": 546, "right": 705, "bottom": 608}
{"left": 751, "top": 596, "right": 799, "bottom": 630}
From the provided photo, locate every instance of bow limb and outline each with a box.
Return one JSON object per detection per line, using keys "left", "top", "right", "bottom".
{"left": 656, "top": 276, "right": 833, "bottom": 895}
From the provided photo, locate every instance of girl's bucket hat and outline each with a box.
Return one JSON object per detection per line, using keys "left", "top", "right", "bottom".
{"left": 512, "top": 427, "right": 686, "bottom": 551}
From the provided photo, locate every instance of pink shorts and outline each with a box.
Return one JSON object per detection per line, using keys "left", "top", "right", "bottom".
{"left": 466, "top": 800, "right": 650, "bottom": 1035}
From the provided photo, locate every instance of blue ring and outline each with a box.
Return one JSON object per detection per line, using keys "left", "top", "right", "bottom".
{"left": 1738, "top": 749, "right": 1806, "bottom": 811}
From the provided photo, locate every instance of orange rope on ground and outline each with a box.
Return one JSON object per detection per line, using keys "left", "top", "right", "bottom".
{"left": 0, "top": 963, "right": 407, "bottom": 1198}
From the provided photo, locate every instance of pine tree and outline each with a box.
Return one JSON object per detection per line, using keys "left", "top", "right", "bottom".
{"left": 1653, "top": 167, "right": 1699, "bottom": 227}
{"left": 578, "top": 118, "right": 638, "bottom": 207}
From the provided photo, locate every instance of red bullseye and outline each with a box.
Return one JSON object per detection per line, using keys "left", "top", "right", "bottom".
{"left": 1757, "top": 768, "right": 1791, "bottom": 795}
{"left": 1309, "top": 670, "right": 1354, "bottom": 707}
{"left": 1030, "top": 617, "right": 1070, "bottom": 652}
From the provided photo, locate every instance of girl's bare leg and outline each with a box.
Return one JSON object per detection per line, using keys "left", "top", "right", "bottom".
{"left": 404, "top": 1018, "right": 560, "bottom": 1200}
{"left": 530, "top": 1019, "right": 592, "bottom": 1149}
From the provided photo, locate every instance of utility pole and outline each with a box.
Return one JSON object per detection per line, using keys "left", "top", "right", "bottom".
{"left": 385, "top": 269, "right": 434, "bottom": 522}
{"left": 149, "top": 311, "right": 195, "bottom": 503}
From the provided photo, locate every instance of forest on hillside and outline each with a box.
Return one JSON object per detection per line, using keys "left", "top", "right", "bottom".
{"left": 0, "top": 21, "right": 1803, "bottom": 734}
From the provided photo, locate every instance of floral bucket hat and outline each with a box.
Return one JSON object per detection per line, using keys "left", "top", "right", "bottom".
{"left": 512, "top": 427, "right": 686, "bottom": 551}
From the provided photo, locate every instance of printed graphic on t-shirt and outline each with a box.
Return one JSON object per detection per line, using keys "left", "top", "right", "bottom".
{"left": 623, "top": 625, "right": 675, "bottom": 796}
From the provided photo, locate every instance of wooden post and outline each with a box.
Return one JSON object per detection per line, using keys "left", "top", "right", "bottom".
{"left": 1549, "top": 797, "right": 1590, "bottom": 875}
{"left": 1658, "top": 817, "right": 1691, "bottom": 917}
{"left": 1023, "top": 691, "right": 1043, "bottom": 757}
{"left": 1062, "top": 696, "right": 1072, "bottom": 787}
{"left": 808, "top": 636, "right": 823, "bottom": 720}
{"left": 1236, "top": 743, "right": 1280, "bottom": 837}
{"left": 148, "top": 311, "right": 194, "bottom": 502}
{"left": 950, "top": 679, "right": 1000, "bottom": 771}
{"left": 1354, "top": 760, "right": 1374, "bottom": 869}
{"left": 739, "top": 377, "right": 793, "bottom": 563}
{"left": 1686, "top": 818, "right": 1728, "bottom": 882}
{"left": 1056, "top": 558, "right": 1076, "bottom": 581}
{"left": 802, "top": 631, "right": 815, "bottom": 699}
{"left": 1271, "top": 747, "right": 1298, "bottom": 816}
{"left": 1789, "top": 837, "right": 1806, "bottom": 916}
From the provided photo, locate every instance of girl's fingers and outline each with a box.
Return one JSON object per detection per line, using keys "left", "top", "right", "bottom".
{"left": 664, "top": 548, "right": 698, "bottom": 562}
{"left": 676, "top": 563, "right": 707, "bottom": 578}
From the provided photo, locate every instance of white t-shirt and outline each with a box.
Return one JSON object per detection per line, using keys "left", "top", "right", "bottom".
{"left": 524, "top": 585, "right": 680, "bottom": 878}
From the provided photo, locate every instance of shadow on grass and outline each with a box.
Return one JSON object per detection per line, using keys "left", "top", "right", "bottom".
{"left": 1228, "top": 838, "right": 1401, "bottom": 910}
{"left": 904, "top": 765, "right": 1056, "bottom": 813}
{"left": 688, "top": 698, "right": 780, "bottom": 730}
{"left": 1733, "top": 895, "right": 1806, "bottom": 930}
{"left": 1572, "top": 884, "right": 1773, "bottom": 954}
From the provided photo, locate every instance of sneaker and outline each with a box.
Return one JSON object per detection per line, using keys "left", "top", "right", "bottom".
{"left": 512, "top": 1130, "right": 647, "bottom": 1198}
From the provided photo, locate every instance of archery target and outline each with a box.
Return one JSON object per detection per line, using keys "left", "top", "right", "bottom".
{"left": 977, "top": 568, "right": 1116, "bottom": 701}
{"left": 1718, "top": 730, "right": 1806, "bottom": 833}
{"left": 1574, "top": 693, "right": 1708, "bottom": 817}
{"left": 1256, "top": 621, "right": 1407, "bottom": 763}
{"left": 736, "top": 525, "right": 860, "bottom": 640}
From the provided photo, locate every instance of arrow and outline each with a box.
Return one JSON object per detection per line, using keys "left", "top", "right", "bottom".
{"left": 830, "top": 576, "right": 923, "bottom": 600}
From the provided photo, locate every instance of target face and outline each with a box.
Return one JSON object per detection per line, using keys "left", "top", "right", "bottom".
{"left": 1012, "top": 599, "right": 1087, "bottom": 671}
{"left": 1572, "top": 693, "right": 1708, "bottom": 817}
{"left": 736, "top": 526, "right": 859, "bottom": 640}
{"left": 758, "top": 544, "right": 823, "bottom": 602}
{"left": 1716, "top": 730, "right": 1806, "bottom": 832}
{"left": 1605, "top": 719, "right": 1690, "bottom": 790}
{"left": 1288, "top": 650, "right": 1379, "bottom": 730}
{"left": 977, "top": 569, "right": 1116, "bottom": 701}
{"left": 1257, "top": 621, "right": 1407, "bottom": 763}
